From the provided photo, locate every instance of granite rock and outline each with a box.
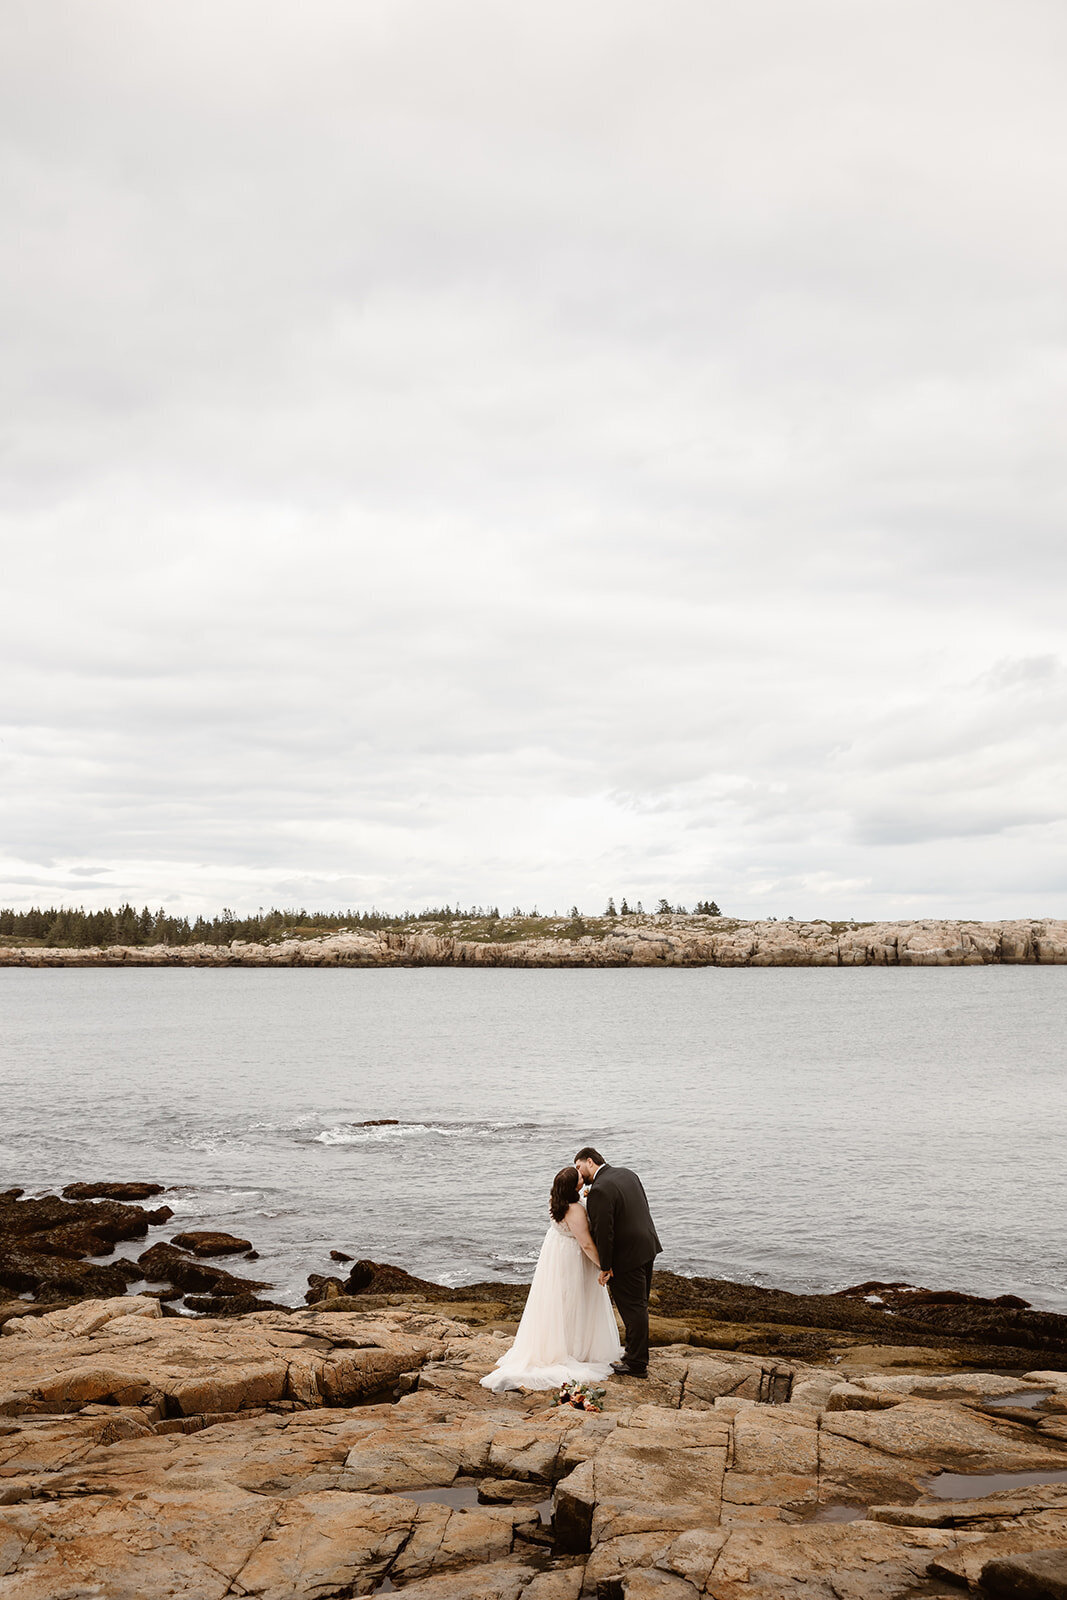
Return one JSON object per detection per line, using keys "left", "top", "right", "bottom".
{"left": 3, "top": 1301, "right": 1067, "bottom": 1597}
{"left": 4, "top": 917, "right": 1065, "bottom": 969}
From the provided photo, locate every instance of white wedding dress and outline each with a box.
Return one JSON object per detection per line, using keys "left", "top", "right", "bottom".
{"left": 480, "top": 1213, "right": 624, "bottom": 1392}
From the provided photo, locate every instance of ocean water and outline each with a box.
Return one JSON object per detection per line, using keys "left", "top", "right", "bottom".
{"left": 1, "top": 965, "right": 1064, "bottom": 1311}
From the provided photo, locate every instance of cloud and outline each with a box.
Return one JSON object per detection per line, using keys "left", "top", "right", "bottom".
{"left": 1, "top": 1, "right": 1064, "bottom": 919}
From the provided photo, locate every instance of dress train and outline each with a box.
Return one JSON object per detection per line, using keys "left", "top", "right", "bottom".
{"left": 480, "top": 1218, "right": 623, "bottom": 1393}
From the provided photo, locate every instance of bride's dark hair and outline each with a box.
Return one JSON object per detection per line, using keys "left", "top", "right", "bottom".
{"left": 549, "top": 1166, "right": 581, "bottom": 1222}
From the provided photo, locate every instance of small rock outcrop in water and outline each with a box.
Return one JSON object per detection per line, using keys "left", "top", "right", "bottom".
{"left": 60, "top": 1181, "right": 166, "bottom": 1201}
{"left": 169, "top": 1229, "right": 253, "bottom": 1256}
{"left": 305, "top": 1260, "right": 446, "bottom": 1303}
{"left": 343, "top": 1259, "right": 445, "bottom": 1296}
{"left": 0, "top": 1192, "right": 279, "bottom": 1313}
{"left": 2, "top": 1293, "right": 1067, "bottom": 1597}
{"left": 137, "top": 1240, "right": 273, "bottom": 1301}
{"left": 304, "top": 1273, "right": 346, "bottom": 1303}
{"left": 2, "top": 915, "right": 1065, "bottom": 966}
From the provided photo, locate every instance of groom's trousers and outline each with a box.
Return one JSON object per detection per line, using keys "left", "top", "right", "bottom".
{"left": 610, "top": 1258, "right": 654, "bottom": 1370}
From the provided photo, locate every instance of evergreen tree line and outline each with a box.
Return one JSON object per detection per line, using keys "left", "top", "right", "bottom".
{"left": 604, "top": 898, "right": 721, "bottom": 917}
{"left": 0, "top": 898, "right": 724, "bottom": 949}
{"left": 0, "top": 903, "right": 501, "bottom": 949}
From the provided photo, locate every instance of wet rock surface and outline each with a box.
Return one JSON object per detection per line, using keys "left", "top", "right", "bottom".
{"left": 2, "top": 1297, "right": 1067, "bottom": 1597}
{"left": 644, "top": 1271, "right": 1067, "bottom": 1366}
{"left": 137, "top": 1239, "right": 274, "bottom": 1299}
{"left": 306, "top": 1261, "right": 452, "bottom": 1304}
{"left": 5, "top": 1187, "right": 1067, "bottom": 1377}
{"left": 0, "top": 1191, "right": 172, "bottom": 1304}
{"left": 0, "top": 1192, "right": 286, "bottom": 1315}
{"left": 182, "top": 1291, "right": 292, "bottom": 1315}
{"left": 170, "top": 1229, "right": 254, "bottom": 1256}
{"left": 60, "top": 1182, "right": 167, "bottom": 1201}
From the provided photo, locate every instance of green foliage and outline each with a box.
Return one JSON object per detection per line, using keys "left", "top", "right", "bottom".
{"left": 0, "top": 896, "right": 727, "bottom": 949}
{"left": 0, "top": 902, "right": 504, "bottom": 949}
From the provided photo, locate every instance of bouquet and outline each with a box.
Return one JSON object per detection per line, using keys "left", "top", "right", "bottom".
{"left": 556, "top": 1381, "right": 606, "bottom": 1413}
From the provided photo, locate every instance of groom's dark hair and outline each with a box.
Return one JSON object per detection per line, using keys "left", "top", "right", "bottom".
{"left": 574, "top": 1146, "right": 606, "bottom": 1166}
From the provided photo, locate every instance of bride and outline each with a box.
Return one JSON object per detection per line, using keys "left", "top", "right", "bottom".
{"left": 481, "top": 1166, "right": 623, "bottom": 1392}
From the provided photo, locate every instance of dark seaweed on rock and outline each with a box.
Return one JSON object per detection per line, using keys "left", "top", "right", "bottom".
{"left": 4, "top": 1186, "right": 1067, "bottom": 1371}
{"left": 0, "top": 1191, "right": 173, "bottom": 1303}
{"left": 837, "top": 1280, "right": 1033, "bottom": 1311}
{"left": 137, "top": 1242, "right": 272, "bottom": 1297}
{"left": 183, "top": 1292, "right": 290, "bottom": 1315}
{"left": 169, "top": 1230, "right": 253, "bottom": 1257}
{"left": 647, "top": 1271, "right": 1067, "bottom": 1358}
{"left": 61, "top": 1182, "right": 166, "bottom": 1201}
{"left": 305, "top": 1259, "right": 443, "bottom": 1303}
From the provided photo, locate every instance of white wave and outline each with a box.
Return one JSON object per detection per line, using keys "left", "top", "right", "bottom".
{"left": 311, "top": 1119, "right": 541, "bottom": 1147}
{"left": 185, "top": 1139, "right": 256, "bottom": 1154}
{"left": 314, "top": 1124, "right": 414, "bottom": 1145}
{"left": 163, "top": 1187, "right": 268, "bottom": 1215}
{"left": 243, "top": 1111, "right": 322, "bottom": 1133}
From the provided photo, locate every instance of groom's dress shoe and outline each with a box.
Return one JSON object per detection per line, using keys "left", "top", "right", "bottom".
{"left": 611, "top": 1361, "right": 648, "bottom": 1377}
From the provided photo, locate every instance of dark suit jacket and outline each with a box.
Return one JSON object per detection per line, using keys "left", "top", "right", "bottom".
{"left": 585, "top": 1164, "right": 662, "bottom": 1276}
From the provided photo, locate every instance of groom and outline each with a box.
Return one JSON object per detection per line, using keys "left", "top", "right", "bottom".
{"left": 575, "top": 1145, "right": 662, "bottom": 1378}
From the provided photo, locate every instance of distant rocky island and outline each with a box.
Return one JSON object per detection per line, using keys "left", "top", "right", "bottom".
{"left": 2, "top": 915, "right": 1065, "bottom": 967}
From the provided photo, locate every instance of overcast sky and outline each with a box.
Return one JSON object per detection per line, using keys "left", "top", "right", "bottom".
{"left": 2, "top": 0, "right": 1065, "bottom": 922}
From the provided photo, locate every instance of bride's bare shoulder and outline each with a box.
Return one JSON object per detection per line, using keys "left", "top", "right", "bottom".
{"left": 565, "top": 1200, "right": 591, "bottom": 1235}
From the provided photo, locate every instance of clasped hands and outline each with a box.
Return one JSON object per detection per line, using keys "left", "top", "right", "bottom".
{"left": 598, "top": 1268, "right": 613, "bottom": 1286}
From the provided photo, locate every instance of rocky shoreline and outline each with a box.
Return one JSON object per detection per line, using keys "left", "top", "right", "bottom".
{"left": 4, "top": 1187, "right": 1067, "bottom": 1596}
{"left": 2, "top": 916, "right": 1066, "bottom": 968}
{"left": 4, "top": 1187, "right": 1067, "bottom": 1369}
